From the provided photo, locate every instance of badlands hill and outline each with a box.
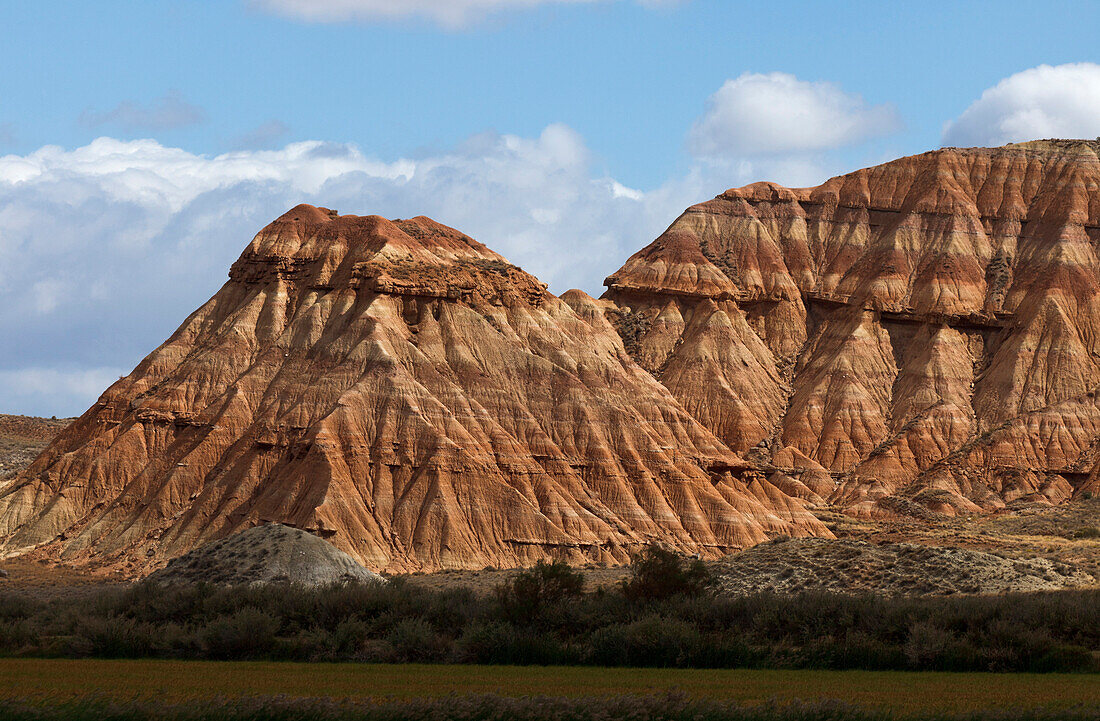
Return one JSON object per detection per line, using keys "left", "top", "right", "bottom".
{"left": 0, "top": 206, "right": 825, "bottom": 576}
{"left": 4, "top": 140, "right": 1100, "bottom": 577}
{"left": 596, "top": 139, "right": 1100, "bottom": 518}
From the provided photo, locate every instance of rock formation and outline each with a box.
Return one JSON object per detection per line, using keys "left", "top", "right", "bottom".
{"left": 145, "top": 523, "right": 385, "bottom": 586}
{"left": 597, "top": 140, "right": 1100, "bottom": 518}
{"left": 0, "top": 206, "right": 826, "bottom": 575}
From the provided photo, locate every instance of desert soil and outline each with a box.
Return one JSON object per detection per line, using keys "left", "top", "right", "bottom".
{"left": 0, "top": 414, "right": 71, "bottom": 484}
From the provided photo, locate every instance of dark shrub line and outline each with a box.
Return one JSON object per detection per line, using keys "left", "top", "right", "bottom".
{"left": 1, "top": 549, "right": 1097, "bottom": 671}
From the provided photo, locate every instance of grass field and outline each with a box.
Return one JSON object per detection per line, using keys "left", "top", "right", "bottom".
{"left": 1, "top": 660, "right": 1097, "bottom": 713}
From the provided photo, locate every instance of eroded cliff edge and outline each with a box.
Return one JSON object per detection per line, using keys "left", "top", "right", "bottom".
{"left": 0, "top": 206, "right": 826, "bottom": 575}
{"left": 590, "top": 140, "right": 1100, "bottom": 518}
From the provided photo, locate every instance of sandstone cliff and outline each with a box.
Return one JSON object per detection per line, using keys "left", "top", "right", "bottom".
{"left": 597, "top": 140, "right": 1100, "bottom": 518}
{"left": 0, "top": 206, "right": 826, "bottom": 575}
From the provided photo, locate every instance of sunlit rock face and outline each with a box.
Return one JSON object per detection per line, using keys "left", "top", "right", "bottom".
{"left": 595, "top": 141, "right": 1100, "bottom": 518}
{"left": 0, "top": 205, "right": 828, "bottom": 576}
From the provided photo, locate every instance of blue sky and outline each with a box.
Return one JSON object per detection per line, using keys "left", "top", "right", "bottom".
{"left": 2, "top": 0, "right": 1100, "bottom": 415}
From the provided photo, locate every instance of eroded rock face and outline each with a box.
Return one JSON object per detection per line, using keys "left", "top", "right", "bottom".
{"left": 0, "top": 206, "right": 827, "bottom": 575}
{"left": 596, "top": 140, "right": 1100, "bottom": 517}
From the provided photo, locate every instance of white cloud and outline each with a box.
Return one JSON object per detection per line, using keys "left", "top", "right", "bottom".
{"left": 80, "top": 91, "right": 206, "bottom": 132}
{"left": 942, "top": 63, "right": 1100, "bottom": 147}
{"left": 687, "top": 72, "right": 902, "bottom": 158}
{"left": 251, "top": 0, "right": 665, "bottom": 28}
{"left": 0, "top": 126, "right": 714, "bottom": 416}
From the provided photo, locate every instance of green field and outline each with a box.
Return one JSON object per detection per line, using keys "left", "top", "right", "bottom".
{"left": 1, "top": 660, "right": 1097, "bottom": 713}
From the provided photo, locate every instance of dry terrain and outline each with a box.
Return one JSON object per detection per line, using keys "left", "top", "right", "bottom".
{"left": 0, "top": 414, "right": 71, "bottom": 484}
{"left": 1, "top": 660, "right": 1097, "bottom": 713}
{"left": 715, "top": 537, "right": 1094, "bottom": 596}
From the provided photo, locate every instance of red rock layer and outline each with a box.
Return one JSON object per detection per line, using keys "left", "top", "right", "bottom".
{"left": 599, "top": 140, "right": 1100, "bottom": 517}
{"left": 0, "top": 206, "right": 827, "bottom": 575}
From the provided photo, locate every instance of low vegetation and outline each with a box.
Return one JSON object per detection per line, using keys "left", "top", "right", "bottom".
{"left": 0, "top": 694, "right": 1098, "bottom": 721}
{"left": 1, "top": 547, "right": 1097, "bottom": 672}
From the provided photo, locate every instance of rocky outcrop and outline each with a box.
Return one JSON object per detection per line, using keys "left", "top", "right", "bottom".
{"left": 0, "top": 206, "right": 827, "bottom": 576}
{"left": 598, "top": 140, "right": 1100, "bottom": 517}
{"left": 145, "top": 523, "right": 385, "bottom": 586}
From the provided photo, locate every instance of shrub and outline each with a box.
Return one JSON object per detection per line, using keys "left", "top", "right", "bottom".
{"left": 620, "top": 545, "right": 713, "bottom": 602}
{"left": 495, "top": 559, "right": 585, "bottom": 619}
{"left": 452, "top": 621, "right": 570, "bottom": 665}
{"left": 587, "top": 615, "right": 699, "bottom": 667}
{"left": 386, "top": 618, "right": 449, "bottom": 663}
{"left": 201, "top": 608, "right": 279, "bottom": 660}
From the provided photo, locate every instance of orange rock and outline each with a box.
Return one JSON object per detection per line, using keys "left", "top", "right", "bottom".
{"left": 600, "top": 140, "right": 1100, "bottom": 516}
{"left": 0, "top": 207, "right": 828, "bottom": 575}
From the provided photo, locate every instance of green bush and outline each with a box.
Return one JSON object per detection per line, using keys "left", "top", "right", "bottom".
{"left": 452, "top": 621, "right": 570, "bottom": 665}
{"left": 201, "top": 608, "right": 279, "bottom": 660}
{"left": 620, "top": 545, "right": 713, "bottom": 602}
{"left": 495, "top": 559, "right": 585, "bottom": 619}
{"left": 587, "top": 615, "right": 700, "bottom": 667}
{"left": 386, "top": 618, "right": 449, "bottom": 663}
{"left": 0, "top": 574, "right": 1097, "bottom": 672}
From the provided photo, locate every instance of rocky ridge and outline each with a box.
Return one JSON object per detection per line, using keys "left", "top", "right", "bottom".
{"left": 595, "top": 140, "right": 1100, "bottom": 518}
{"left": 0, "top": 206, "right": 826, "bottom": 576}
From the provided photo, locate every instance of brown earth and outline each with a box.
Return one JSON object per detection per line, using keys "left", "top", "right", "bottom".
{"left": 820, "top": 497, "right": 1100, "bottom": 580}
{"left": 715, "top": 537, "right": 1095, "bottom": 596}
{"left": 595, "top": 139, "right": 1100, "bottom": 520}
{"left": 0, "top": 414, "right": 72, "bottom": 483}
{"left": 0, "top": 207, "right": 826, "bottom": 577}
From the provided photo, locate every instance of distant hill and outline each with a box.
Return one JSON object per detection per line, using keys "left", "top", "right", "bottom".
{"left": 0, "top": 414, "right": 70, "bottom": 483}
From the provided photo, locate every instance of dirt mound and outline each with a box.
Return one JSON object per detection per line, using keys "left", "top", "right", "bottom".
{"left": 716, "top": 537, "right": 1095, "bottom": 596}
{"left": 145, "top": 524, "right": 384, "bottom": 586}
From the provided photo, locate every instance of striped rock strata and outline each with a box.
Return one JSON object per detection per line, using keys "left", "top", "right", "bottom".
{"left": 595, "top": 140, "right": 1100, "bottom": 517}
{"left": 0, "top": 206, "right": 826, "bottom": 575}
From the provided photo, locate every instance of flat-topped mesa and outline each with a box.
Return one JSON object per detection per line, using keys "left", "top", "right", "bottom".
{"left": 229, "top": 205, "right": 548, "bottom": 306}
{"left": 596, "top": 142, "right": 1100, "bottom": 518}
{"left": 0, "top": 206, "right": 828, "bottom": 577}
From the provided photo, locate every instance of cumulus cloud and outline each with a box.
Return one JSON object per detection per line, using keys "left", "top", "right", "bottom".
{"left": 687, "top": 72, "right": 902, "bottom": 158}
{"left": 80, "top": 91, "right": 206, "bottom": 132}
{"left": 942, "top": 63, "right": 1100, "bottom": 147}
{"left": 252, "top": 0, "right": 663, "bottom": 28}
{"left": 0, "top": 126, "right": 718, "bottom": 416}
